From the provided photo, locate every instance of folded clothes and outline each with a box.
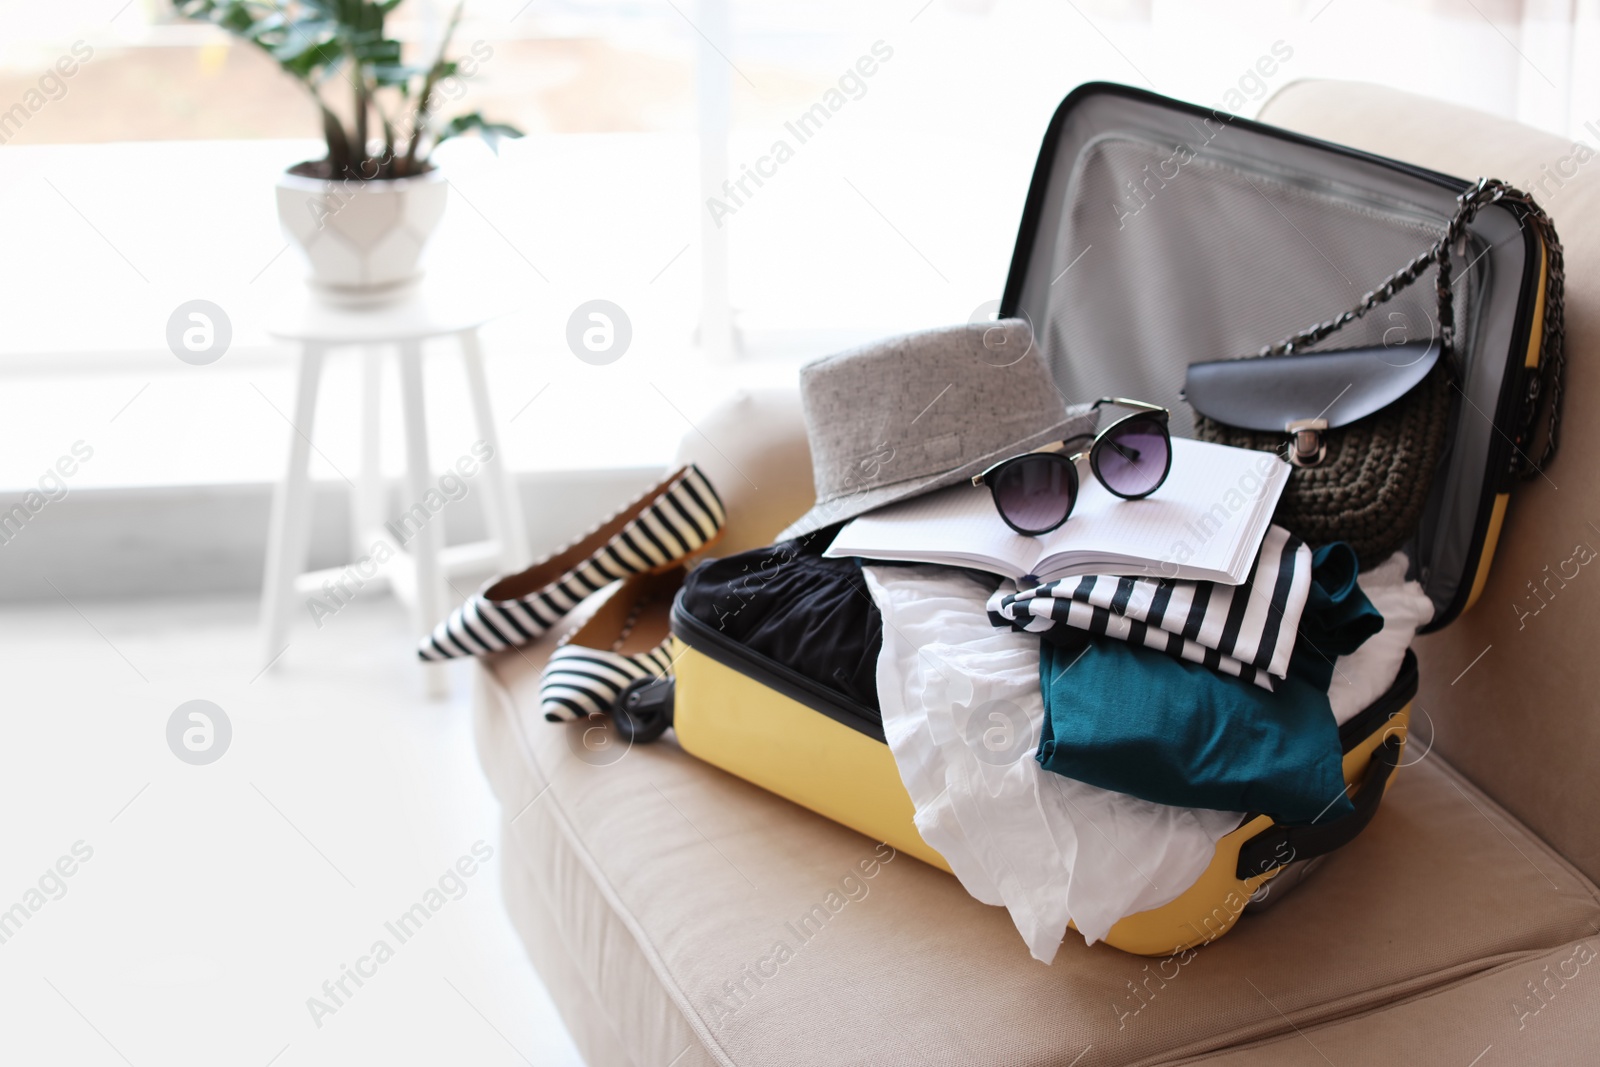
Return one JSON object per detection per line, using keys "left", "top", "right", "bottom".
{"left": 1035, "top": 542, "right": 1382, "bottom": 825}
{"left": 1326, "top": 550, "right": 1434, "bottom": 725}
{"left": 676, "top": 529, "right": 884, "bottom": 717}
{"left": 1290, "top": 542, "right": 1385, "bottom": 691}
{"left": 986, "top": 525, "right": 1311, "bottom": 689}
{"left": 865, "top": 564, "right": 1245, "bottom": 960}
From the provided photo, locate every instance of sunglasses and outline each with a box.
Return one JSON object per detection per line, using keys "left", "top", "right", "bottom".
{"left": 971, "top": 398, "right": 1172, "bottom": 536}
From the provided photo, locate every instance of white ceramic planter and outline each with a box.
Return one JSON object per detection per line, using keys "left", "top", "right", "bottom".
{"left": 275, "top": 167, "right": 448, "bottom": 304}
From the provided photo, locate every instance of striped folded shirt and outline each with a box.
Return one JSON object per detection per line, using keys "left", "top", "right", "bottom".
{"left": 985, "top": 525, "right": 1311, "bottom": 690}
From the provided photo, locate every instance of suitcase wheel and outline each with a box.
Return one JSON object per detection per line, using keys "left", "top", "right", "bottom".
{"left": 615, "top": 677, "right": 675, "bottom": 744}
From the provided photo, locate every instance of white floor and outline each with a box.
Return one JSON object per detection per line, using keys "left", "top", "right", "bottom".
{"left": 0, "top": 590, "right": 584, "bottom": 1067}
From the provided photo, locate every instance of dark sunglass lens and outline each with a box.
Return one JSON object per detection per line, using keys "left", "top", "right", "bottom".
{"left": 993, "top": 456, "right": 1075, "bottom": 533}
{"left": 1096, "top": 417, "right": 1169, "bottom": 497}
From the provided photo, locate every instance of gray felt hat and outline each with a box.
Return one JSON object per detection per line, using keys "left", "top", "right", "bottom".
{"left": 779, "top": 320, "right": 1097, "bottom": 540}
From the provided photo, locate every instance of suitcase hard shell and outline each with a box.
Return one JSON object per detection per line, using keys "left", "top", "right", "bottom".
{"left": 662, "top": 82, "right": 1555, "bottom": 956}
{"left": 668, "top": 606, "right": 1415, "bottom": 956}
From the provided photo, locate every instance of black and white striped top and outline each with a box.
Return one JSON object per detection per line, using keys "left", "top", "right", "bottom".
{"left": 986, "top": 525, "right": 1310, "bottom": 690}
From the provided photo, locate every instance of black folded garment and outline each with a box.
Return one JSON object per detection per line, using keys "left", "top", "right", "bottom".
{"left": 678, "top": 527, "right": 883, "bottom": 717}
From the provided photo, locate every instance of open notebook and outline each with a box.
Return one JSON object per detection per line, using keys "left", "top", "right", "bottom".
{"left": 824, "top": 437, "right": 1290, "bottom": 585}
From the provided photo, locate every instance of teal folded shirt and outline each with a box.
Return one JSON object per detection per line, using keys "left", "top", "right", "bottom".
{"left": 1036, "top": 542, "right": 1383, "bottom": 826}
{"left": 1290, "top": 543, "right": 1384, "bottom": 690}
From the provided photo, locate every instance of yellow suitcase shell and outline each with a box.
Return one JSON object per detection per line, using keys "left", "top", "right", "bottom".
{"left": 670, "top": 633, "right": 1411, "bottom": 957}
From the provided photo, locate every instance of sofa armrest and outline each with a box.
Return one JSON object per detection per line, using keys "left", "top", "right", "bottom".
{"left": 671, "top": 387, "right": 813, "bottom": 556}
{"left": 1259, "top": 78, "right": 1600, "bottom": 890}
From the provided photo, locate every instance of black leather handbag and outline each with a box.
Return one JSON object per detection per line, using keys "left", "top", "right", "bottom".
{"left": 1187, "top": 178, "right": 1565, "bottom": 567}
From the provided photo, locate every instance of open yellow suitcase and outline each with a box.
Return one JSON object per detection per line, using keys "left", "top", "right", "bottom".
{"left": 622, "top": 83, "right": 1562, "bottom": 956}
{"left": 668, "top": 621, "right": 1411, "bottom": 956}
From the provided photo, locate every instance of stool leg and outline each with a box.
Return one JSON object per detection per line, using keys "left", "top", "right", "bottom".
{"left": 352, "top": 344, "right": 385, "bottom": 561}
{"left": 259, "top": 341, "right": 327, "bottom": 670}
{"left": 398, "top": 338, "right": 448, "bottom": 699}
{"left": 458, "top": 328, "right": 528, "bottom": 569}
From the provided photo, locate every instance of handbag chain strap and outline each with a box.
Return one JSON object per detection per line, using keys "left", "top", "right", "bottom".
{"left": 1259, "top": 178, "right": 1565, "bottom": 482}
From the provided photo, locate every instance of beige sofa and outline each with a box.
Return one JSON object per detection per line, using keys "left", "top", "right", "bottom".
{"left": 473, "top": 81, "right": 1600, "bottom": 1065}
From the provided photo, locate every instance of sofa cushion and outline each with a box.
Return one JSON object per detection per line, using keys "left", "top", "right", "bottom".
{"left": 1258, "top": 79, "right": 1600, "bottom": 889}
{"left": 1192, "top": 935, "right": 1600, "bottom": 1066}
{"left": 477, "top": 622, "right": 1600, "bottom": 1067}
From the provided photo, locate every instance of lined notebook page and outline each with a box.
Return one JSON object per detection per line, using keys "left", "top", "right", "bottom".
{"left": 1038, "top": 439, "right": 1278, "bottom": 575}
{"left": 826, "top": 482, "right": 1045, "bottom": 575}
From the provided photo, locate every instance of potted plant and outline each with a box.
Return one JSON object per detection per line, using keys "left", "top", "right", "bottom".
{"left": 176, "top": 0, "right": 521, "bottom": 302}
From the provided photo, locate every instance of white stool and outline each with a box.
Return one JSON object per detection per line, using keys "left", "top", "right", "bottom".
{"left": 257, "top": 282, "right": 529, "bottom": 696}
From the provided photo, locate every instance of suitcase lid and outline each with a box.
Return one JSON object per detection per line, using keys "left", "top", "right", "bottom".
{"left": 1000, "top": 82, "right": 1548, "bottom": 631}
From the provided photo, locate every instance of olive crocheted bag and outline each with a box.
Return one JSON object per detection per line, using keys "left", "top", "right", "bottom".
{"left": 1186, "top": 179, "right": 1564, "bottom": 568}
{"left": 1193, "top": 362, "right": 1451, "bottom": 567}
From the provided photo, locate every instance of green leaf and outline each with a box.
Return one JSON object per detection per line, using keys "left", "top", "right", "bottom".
{"left": 281, "top": 40, "right": 344, "bottom": 79}
{"left": 270, "top": 21, "right": 339, "bottom": 63}
{"left": 435, "top": 112, "right": 525, "bottom": 153}
{"left": 370, "top": 62, "right": 429, "bottom": 86}
{"left": 350, "top": 37, "right": 403, "bottom": 66}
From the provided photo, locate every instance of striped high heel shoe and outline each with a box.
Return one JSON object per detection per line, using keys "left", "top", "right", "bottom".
{"left": 538, "top": 568, "right": 681, "bottom": 722}
{"left": 418, "top": 464, "right": 724, "bottom": 661}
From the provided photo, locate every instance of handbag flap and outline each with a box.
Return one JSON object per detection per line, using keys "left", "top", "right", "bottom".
{"left": 1184, "top": 341, "right": 1440, "bottom": 432}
